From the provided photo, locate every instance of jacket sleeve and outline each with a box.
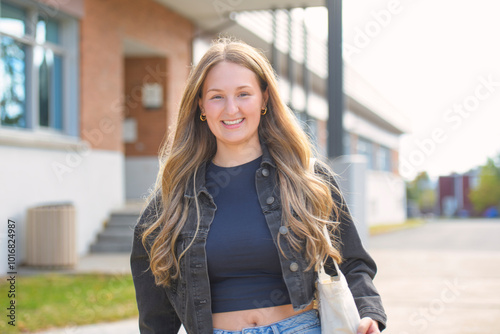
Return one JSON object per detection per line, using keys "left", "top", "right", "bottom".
{"left": 317, "top": 164, "right": 388, "bottom": 331}
{"left": 130, "top": 197, "right": 182, "bottom": 334}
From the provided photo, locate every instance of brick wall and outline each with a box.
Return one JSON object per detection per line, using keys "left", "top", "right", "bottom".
{"left": 124, "top": 57, "right": 168, "bottom": 157}
{"left": 80, "top": 0, "right": 193, "bottom": 152}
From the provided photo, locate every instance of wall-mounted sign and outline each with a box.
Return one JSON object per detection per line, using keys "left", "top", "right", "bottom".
{"left": 142, "top": 83, "right": 163, "bottom": 109}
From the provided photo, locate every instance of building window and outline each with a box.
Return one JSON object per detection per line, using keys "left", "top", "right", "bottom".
{"left": 378, "top": 146, "right": 392, "bottom": 172}
{"left": 296, "top": 111, "right": 320, "bottom": 151}
{"left": 0, "top": 3, "right": 27, "bottom": 128}
{"left": 356, "top": 136, "right": 373, "bottom": 169}
{"left": 343, "top": 132, "right": 350, "bottom": 155}
{"left": 0, "top": 1, "right": 79, "bottom": 136}
{"left": 36, "top": 15, "right": 63, "bottom": 130}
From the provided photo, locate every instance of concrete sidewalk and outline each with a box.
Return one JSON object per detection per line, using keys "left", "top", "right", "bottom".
{"left": 32, "top": 219, "right": 500, "bottom": 334}
{"left": 35, "top": 318, "right": 140, "bottom": 334}
{"left": 20, "top": 253, "right": 132, "bottom": 276}
{"left": 368, "top": 219, "right": 500, "bottom": 334}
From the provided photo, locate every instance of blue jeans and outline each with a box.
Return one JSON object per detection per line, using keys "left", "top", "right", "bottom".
{"left": 213, "top": 309, "right": 321, "bottom": 334}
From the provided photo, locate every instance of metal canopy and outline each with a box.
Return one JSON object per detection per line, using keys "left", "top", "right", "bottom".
{"left": 154, "top": 0, "right": 350, "bottom": 159}
{"left": 154, "top": 0, "right": 324, "bottom": 29}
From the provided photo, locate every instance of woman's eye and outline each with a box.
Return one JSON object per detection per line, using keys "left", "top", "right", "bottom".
{"left": 239, "top": 92, "right": 249, "bottom": 97}
{"left": 211, "top": 95, "right": 222, "bottom": 100}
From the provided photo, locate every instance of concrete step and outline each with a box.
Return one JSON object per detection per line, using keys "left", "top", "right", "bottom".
{"left": 102, "top": 224, "right": 135, "bottom": 234}
{"left": 90, "top": 241, "right": 133, "bottom": 253}
{"left": 91, "top": 207, "right": 141, "bottom": 253}
{"left": 107, "top": 213, "right": 140, "bottom": 227}
{"left": 96, "top": 231, "right": 134, "bottom": 243}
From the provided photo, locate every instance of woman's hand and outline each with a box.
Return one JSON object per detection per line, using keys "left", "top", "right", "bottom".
{"left": 357, "top": 317, "right": 380, "bottom": 334}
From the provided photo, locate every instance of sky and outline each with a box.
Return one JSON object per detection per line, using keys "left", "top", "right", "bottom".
{"left": 305, "top": 0, "right": 500, "bottom": 180}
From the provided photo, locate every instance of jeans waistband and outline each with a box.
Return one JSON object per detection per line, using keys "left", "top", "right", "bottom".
{"left": 213, "top": 309, "right": 320, "bottom": 334}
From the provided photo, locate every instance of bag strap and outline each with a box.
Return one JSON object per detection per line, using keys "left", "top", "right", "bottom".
{"left": 321, "top": 225, "right": 341, "bottom": 275}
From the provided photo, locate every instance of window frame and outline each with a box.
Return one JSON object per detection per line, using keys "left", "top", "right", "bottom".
{"left": 356, "top": 136, "right": 374, "bottom": 170}
{"left": 0, "top": 0, "right": 80, "bottom": 141}
{"left": 377, "top": 145, "right": 392, "bottom": 172}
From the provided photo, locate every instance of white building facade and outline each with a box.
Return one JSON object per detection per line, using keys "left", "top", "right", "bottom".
{"left": 195, "top": 8, "right": 410, "bottom": 225}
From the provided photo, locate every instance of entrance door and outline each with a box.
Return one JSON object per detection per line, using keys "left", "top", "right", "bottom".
{"left": 122, "top": 39, "right": 168, "bottom": 199}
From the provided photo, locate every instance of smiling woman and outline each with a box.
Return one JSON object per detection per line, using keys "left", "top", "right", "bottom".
{"left": 131, "top": 38, "right": 387, "bottom": 334}
{"left": 198, "top": 61, "right": 268, "bottom": 167}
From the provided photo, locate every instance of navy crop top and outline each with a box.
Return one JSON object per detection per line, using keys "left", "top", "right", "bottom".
{"left": 205, "top": 156, "right": 291, "bottom": 313}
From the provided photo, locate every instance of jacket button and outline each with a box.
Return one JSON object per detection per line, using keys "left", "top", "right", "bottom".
{"left": 290, "top": 262, "right": 299, "bottom": 272}
{"left": 266, "top": 196, "right": 275, "bottom": 205}
{"left": 262, "top": 168, "right": 269, "bottom": 177}
{"left": 279, "top": 226, "right": 288, "bottom": 235}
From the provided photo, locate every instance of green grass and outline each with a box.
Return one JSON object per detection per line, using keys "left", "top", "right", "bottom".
{"left": 369, "top": 218, "right": 426, "bottom": 235}
{"left": 0, "top": 273, "right": 138, "bottom": 333}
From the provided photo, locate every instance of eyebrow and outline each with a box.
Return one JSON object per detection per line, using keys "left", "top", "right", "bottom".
{"left": 206, "top": 85, "right": 253, "bottom": 93}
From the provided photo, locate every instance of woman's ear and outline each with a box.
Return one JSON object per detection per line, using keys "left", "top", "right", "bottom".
{"left": 262, "top": 87, "right": 269, "bottom": 108}
{"left": 198, "top": 97, "right": 203, "bottom": 112}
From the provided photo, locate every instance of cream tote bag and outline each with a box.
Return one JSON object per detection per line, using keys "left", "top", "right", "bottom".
{"left": 317, "top": 229, "right": 361, "bottom": 334}
{"left": 309, "top": 158, "right": 361, "bottom": 333}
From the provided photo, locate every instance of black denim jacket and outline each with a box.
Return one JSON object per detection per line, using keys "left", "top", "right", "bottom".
{"left": 130, "top": 144, "right": 387, "bottom": 334}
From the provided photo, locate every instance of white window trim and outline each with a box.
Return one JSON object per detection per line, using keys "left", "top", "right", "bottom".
{"left": 0, "top": 127, "right": 85, "bottom": 150}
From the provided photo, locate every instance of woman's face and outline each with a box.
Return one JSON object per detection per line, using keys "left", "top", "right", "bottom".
{"left": 199, "top": 61, "right": 268, "bottom": 152}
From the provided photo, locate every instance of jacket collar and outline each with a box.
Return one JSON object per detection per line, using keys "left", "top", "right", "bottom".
{"left": 260, "top": 138, "right": 276, "bottom": 169}
{"left": 184, "top": 139, "right": 276, "bottom": 198}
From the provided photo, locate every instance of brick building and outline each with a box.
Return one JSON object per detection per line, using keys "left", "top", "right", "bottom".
{"left": 437, "top": 173, "right": 474, "bottom": 217}
{"left": 1, "top": 0, "right": 407, "bottom": 260}
{"left": 0, "top": 0, "right": 193, "bottom": 259}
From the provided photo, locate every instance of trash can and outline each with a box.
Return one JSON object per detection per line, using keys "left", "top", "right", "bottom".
{"left": 26, "top": 203, "right": 77, "bottom": 267}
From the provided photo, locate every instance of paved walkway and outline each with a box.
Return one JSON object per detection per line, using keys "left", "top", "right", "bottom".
{"left": 368, "top": 219, "right": 500, "bottom": 334}
{"left": 20, "top": 253, "right": 132, "bottom": 276}
{"left": 32, "top": 219, "right": 500, "bottom": 334}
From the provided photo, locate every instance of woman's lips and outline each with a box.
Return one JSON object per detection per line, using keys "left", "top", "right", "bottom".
{"left": 221, "top": 118, "right": 244, "bottom": 128}
{"left": 222, "top": 118, "right": 244, "bottom": 125}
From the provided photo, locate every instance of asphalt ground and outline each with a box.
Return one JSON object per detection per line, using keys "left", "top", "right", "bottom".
{"left": 369, "top": 218, "right": 500, "bottom": 334}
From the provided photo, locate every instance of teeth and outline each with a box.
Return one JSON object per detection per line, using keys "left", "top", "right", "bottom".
{"left": 222, "top": 119, "right": 243, "bottom": 125}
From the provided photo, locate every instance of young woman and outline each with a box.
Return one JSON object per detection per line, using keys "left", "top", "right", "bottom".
{"left": 131, "top": 38, "right": 387, "bottom": 334}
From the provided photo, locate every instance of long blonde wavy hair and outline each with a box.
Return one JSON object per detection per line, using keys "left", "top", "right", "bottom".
{"left": 142, "top": 38, "right": 343, "bottom": 287}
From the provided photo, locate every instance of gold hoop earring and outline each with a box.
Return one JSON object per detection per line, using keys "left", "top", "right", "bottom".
{"left": 261, "top": 107, "right": 267, "bottom": 115}
{"left": 200, "top": 113, "right": 206, "bottom": 121}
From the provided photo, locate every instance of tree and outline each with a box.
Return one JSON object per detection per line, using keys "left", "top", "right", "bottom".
{"left": 406, "top": 171, "right": 436, "bottom": 215}
{"left": 469, "top": 158, "right": 500, "bottom": 214}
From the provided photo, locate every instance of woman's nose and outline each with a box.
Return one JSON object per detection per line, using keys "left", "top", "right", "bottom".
{"left": 225, "top": 97, "right": 239, "bottom": 114}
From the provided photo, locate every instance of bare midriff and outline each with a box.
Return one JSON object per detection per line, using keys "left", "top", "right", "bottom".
{"left": 212, "top": 302, "right": 314, "bottom": 331}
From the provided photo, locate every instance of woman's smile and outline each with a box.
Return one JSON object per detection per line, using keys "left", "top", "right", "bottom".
{"left": 222, "top": 118, "right": 244, "bottom": 126}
